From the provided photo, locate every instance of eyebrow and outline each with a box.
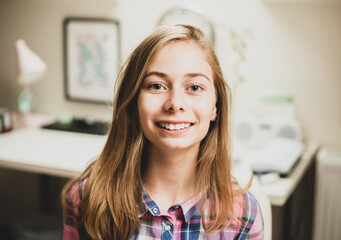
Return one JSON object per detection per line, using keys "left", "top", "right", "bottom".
{"left": 145, "top": 71, "right": 168, "bottom": 79}
{"left": 145, "top": 71, "right": 211, "bottom": 82}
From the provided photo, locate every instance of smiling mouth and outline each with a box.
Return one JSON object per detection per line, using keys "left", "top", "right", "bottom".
{"left": 156, "top": 122, "right": 194, "bottom": 131}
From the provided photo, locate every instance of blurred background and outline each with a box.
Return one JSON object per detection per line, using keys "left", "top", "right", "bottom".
{"left": 0, "top": 0, "right": 340, "bottom": 239}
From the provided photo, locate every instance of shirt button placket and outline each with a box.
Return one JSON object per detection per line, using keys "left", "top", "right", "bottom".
{"left": 161, "top": 219, "right": 173, "bottom": 240}
{"left": 165, "top": 225, "right": 171, "bottom": 231}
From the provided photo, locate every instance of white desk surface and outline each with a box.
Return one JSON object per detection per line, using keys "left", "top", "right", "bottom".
{"left": 0, "top": 126, "right": 317, "bottom": 208}
{"left": 0, "top": 127, "right": 107, "bottom": 178}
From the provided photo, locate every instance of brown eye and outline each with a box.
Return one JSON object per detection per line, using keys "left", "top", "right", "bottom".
{"left": 188, "top": 85, "right": 202, "bottom": 92}
{"left": 148, "top": 83, "right": 165, "bottom": 90}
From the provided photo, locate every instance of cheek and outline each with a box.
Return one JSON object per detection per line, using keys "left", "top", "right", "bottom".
{"left": 192, "top": 97, "right": 216, "bottom": 121}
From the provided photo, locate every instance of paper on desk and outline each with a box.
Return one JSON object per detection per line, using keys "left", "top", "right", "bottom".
{"left": 243, "top": 137, "right": 303, "bottom": 174}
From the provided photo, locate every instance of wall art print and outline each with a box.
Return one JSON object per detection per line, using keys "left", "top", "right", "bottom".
{"left": 64, "top": 17, "right": 120, "bottom": 103}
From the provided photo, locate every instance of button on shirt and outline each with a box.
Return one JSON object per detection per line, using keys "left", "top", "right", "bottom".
{"left": 63, "top": 181, "right": 264, "bottom": 240}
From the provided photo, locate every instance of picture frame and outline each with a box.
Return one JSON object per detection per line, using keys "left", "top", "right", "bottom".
{"left": 63, "top": 17, "right": 120, "bottom": 104}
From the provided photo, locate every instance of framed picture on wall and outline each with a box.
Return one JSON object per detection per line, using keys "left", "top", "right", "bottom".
{"left": 63, "top": 17, "right": 120, "bottom": 104}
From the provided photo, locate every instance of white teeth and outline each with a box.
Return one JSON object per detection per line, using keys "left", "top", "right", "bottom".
{"left": 158, "top": 123, "right": 191, "bottom": 130}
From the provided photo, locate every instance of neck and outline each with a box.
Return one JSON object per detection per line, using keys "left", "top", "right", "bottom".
{"left": 143, "top": 145, "right": 199, "bottom": 213}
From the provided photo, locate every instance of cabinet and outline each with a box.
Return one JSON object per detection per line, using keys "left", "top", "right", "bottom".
{"left": 272, "top": 155, "right": 316, "bottom": 240}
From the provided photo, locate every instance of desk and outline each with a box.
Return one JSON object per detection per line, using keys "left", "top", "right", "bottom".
{"left": 260, "top": 144, "right": 319, "bottom": 207}
{"left": 0, "top": 127, "right": 107, "bottom": 178}
{"left": 0, "top": 127, "right": 317, "bottom": 192}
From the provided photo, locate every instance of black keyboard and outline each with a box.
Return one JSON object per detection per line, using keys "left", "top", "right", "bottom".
{"left": 42, "top": 119, "right": 110, "bottom": 135}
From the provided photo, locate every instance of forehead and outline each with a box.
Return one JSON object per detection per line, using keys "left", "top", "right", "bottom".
{"left": 147, "top": 40, "right": 213, "bottom": 79}
{"left": 153, "top": 40, "right": 208, "bottom": 63}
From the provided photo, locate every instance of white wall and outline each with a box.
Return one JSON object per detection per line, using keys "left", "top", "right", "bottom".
{"left": 0, "top": 0, "right": 341, "bottom": 146}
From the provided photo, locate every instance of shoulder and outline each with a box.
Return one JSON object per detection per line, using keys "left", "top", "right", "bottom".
{"left": 233, "top": 191, "right": 259, "bottom": 218}
{"left": 63, "top": 179, "right": 87, "bottom": 240}
{"left": 67, "top": 179, "right": 87, "bottom": 207}
{"left": 233, "top": 191, "right": 264, "bottom": 239}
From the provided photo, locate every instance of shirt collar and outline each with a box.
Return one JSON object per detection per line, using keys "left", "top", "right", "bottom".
{"left": 138, "top": 187, "right": 206, "bottom": 222}
{"left": 137, "top": 188, "right": 158, "bottom": 218}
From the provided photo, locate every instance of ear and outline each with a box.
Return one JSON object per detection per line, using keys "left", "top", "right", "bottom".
{"left": 210, "top": 106, "right": 217, "bottom": 121}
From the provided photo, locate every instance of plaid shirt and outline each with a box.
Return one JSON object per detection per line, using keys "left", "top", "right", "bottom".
{"left": 64, "top": 180, "right": 263, "bottom": 240}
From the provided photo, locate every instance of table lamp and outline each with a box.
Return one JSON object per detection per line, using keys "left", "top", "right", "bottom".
{"left": 15, "top": 39, "right": 47, "bottom": 117}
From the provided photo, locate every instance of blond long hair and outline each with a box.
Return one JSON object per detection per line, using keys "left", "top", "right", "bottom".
{"left": 62, "top": 24, "right": 243, "bottom": 239}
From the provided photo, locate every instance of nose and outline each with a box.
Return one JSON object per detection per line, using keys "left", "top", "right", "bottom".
{"left": 163, "top": 90, "right": 186, "bottom": 112}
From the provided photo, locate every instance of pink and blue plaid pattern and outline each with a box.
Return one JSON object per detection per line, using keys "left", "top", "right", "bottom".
{"left": 64, "top": 181, "right": 264, "bottom": 240}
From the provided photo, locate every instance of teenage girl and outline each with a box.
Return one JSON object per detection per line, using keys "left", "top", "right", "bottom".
{"left": 62, "top": 24, "right": 263, "bottom": 240}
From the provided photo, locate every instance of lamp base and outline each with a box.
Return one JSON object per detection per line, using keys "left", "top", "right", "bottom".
{"left": 18, "top": 87, "right": 35, "bottom": 114}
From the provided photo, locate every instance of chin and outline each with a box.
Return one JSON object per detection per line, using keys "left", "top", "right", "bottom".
{"left": 156, "top": 140, "right": 200, "bottom": 151}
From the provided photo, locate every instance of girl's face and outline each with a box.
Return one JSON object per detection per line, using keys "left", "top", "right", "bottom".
{"left": 137, "top": 41, "right": 217, "bottom": 152}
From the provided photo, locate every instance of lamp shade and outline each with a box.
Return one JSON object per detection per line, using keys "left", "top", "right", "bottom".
{"left": 15, "top": 39, "right": 47, "bottom": 86}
